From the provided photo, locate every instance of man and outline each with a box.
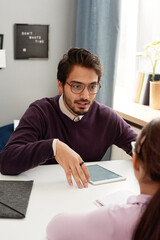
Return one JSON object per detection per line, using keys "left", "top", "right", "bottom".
{"left": 0, "top": 48, "right": 137, "bottom": 188}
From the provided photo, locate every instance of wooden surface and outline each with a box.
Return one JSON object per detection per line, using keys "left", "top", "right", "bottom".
{"left": 114, "top": 100, "right": 160, "bottom": 127}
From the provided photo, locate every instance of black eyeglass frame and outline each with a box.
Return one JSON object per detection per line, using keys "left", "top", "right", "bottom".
{"left": 66, "top": 82, "right": 101, "bottom": 95}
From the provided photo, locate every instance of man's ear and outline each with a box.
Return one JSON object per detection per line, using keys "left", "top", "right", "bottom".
{"left": 58, "top": 80, "right": 63, "bottom": 94}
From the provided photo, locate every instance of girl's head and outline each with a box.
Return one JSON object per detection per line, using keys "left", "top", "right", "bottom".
{"left": 133, "top": 117, "right": 160, "bottom": 183}
{"left": 132, "top": 117, "right": 160, "bottom": 240}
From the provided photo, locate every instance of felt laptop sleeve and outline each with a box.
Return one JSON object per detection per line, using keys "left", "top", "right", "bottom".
{"left": 0, "top": 180, "right": 33, "bottom": 218}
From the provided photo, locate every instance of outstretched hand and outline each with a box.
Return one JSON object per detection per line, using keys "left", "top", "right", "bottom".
{"left": 55, "top": 140, "right": 90, "bottom": 189}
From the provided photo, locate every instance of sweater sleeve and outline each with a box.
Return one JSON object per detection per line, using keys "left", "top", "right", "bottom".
{"left": 46, "top": 207, "right": 114, "bottom": 240}
{"left": 113, "top": 114, "right": 137, "bottom": 156}
{"left": 0, "top": 104, "right": 54, "bottom": 175}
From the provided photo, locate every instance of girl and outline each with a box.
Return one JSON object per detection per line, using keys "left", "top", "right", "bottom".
{"left": 46, "top": 118, "right": 160, "bottom": 240}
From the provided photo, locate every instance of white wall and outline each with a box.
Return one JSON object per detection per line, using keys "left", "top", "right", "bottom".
{"left": 0, "top": 0, "right": 77, "bottom": 126}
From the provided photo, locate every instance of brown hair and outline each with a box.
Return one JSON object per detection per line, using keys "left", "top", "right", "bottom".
{"left": 57, "top": 48, "right": 103, "bottom": 85}
{"left": 132, "top": 117, "right": 160, "bottom": 240}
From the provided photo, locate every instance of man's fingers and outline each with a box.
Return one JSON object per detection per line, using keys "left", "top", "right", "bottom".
{"left": 71, "top": 166, "right": 84, "bottom": 189}
{"left": 55, "top": 140, "right": 90, "bottom": 188}
{"left": 81, "top": 164, "right": 91, "bottom": 182}
{"left": 64, "top": 163, "right": 90, "bottom": 189}
{"left": 75, "top": 164, "right": 88, "bottom": 188}
{"left": 65, "top": 169, "right": 73, "bottom": 186}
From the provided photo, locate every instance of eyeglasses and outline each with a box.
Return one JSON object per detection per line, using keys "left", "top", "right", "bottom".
{"left": 66, "top": 82, "right": 101, "bottom": 95}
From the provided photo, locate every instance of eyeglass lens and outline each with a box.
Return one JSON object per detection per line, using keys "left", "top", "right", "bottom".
{"left": 70, "top": 83, "right": 99, "bottom": 94}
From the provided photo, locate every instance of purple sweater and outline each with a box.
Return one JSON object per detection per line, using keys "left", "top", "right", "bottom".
{"left": 0, "top": 95, "right": 137, "bottom": 174}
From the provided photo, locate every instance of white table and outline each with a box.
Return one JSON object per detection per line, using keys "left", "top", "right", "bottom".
{"left": 0, "top": 160, "right": 139, "bottom": 240}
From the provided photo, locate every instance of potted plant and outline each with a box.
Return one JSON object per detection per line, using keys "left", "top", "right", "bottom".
{"left": 137, "top": 40, "right": 160, "bottom": 109}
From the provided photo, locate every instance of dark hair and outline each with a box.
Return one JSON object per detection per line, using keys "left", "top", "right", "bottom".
{"left": 57, "top": 48, "right": 103, "bottom": 85}
{"left": 132, "top": 117, "right": 160, "bottom": 240}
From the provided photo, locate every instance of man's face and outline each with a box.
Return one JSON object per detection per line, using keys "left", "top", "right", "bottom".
{"left": 58, "top": 65, "right": 99, "bottom": 116}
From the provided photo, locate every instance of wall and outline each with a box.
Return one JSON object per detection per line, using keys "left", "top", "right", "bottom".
{"left": 0, "top": 0, "right": 77, "bottom": 126}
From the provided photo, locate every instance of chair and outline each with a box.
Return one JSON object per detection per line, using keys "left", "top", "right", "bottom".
{"left": 0, "top": 123, "right": 14, "bottom": 152}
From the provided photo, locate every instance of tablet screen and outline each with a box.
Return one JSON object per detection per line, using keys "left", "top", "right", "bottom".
{"left": 87, "top": 164, "right": 126, "bottom": 185}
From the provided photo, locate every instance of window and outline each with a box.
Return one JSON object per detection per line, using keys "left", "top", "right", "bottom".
{"left": 114, "top": 0, "right": 160, "bottom": 105}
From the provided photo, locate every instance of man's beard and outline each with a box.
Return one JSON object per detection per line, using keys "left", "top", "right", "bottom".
{"left": 63, "top": 95, "right": 92, "bottom": 116}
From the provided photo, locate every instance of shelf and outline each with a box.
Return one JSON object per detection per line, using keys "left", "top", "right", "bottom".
{"left": 113, "top": 100, "right": 160, "bottom": 127}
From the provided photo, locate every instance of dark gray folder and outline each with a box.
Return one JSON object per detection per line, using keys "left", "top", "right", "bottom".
{"left": 0, "top": 180, "right": 33, "bottom": 218}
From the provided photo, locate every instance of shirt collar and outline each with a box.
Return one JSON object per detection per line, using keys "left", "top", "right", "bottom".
{"left": 59, "top": 94, "right": 84, "bottom": 122}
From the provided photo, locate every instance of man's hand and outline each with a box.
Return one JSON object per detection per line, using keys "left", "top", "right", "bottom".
{"left": 55, "top": 140, "right": 90, "bottom": 189}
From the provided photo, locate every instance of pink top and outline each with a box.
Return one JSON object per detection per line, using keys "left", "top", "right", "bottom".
{"left": 46, "top": 194, "right": 151, "bottom": 240}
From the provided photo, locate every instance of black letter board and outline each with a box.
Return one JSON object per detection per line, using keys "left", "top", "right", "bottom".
{"left": 14, "top": 24, "right": 49, "bottom": 59}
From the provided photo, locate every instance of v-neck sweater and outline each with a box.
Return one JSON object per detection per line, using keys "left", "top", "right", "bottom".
{"left": 0, "top": 95, "right": 137, "bottom": 174}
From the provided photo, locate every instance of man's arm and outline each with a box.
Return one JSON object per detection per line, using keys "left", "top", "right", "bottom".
{"left": 0, "top": 105, "right": 90, "bottom": 188}
{"left": 0, "top": 110, "right": 54, "bottom": 174}
{"left": 112, "top": 115, "right": 137, "bottom": 156}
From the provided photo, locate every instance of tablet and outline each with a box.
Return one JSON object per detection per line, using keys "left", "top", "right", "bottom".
{"left": 87, "top": 164, "right": 126, "bottom": 185}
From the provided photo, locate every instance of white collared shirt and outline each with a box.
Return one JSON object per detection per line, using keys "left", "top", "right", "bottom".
{"left": 52, "top": 95, "right": 84, "bottom": 156}
{"left": 59, "top": 94, "right": 83, "bottom": 122}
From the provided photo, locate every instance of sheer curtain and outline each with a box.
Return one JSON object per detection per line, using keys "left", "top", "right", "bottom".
{"left": 75, "top": 0, "right": 121, "bottom": 160}
{"left": 113, "top": 0, "right": 139, "bottom": 104}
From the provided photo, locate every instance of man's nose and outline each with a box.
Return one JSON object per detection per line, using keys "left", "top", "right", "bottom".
{"left": 79, "top": 86, "right": 90, "bottom": 98}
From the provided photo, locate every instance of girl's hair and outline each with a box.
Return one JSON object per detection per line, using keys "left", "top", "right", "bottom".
{"left": 132, "top": 117, "right": 160, "bottom": 240}
{"left": 57, "top": 48, "right": 103, "bottom": 85}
